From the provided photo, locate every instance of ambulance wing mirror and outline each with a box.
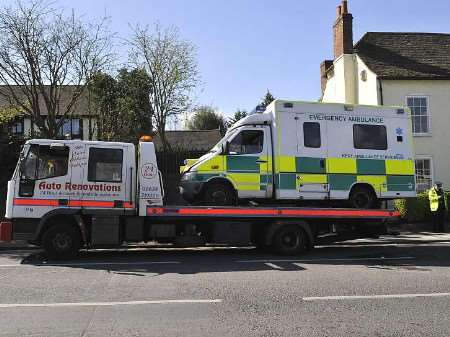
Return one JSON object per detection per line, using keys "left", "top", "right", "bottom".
{"left": 222, "top": 142, "right": 229, "bottom": 155}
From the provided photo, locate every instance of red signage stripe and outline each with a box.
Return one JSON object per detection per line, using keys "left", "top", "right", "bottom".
{"left": 146, "top": 207, "right": 400, "bottom": 218}
{"left": 280, "top": 209, "right": 397, "bottom": 217}
{"left": 14, "top": 198, "right": 134, "bottom": 209}
{"left": 13, "top": 198, "right": 59, "bottom": 206}
{"left": 177, "top": 208, "right": 279, "bottom": 216}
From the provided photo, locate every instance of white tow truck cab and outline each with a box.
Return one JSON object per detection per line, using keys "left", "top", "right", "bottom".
{"left": 180, "top": 100, "right": 416, "bottom": 208}
{"left": 1, "top": 137, "right": 401, "bottom": 259}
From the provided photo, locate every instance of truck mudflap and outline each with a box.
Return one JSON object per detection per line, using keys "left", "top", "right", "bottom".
{"left": 0, "top": 221, "right": 12, "bottom": 242}
{"left": 146, "top": 206, "right": 400, "bottom": 220}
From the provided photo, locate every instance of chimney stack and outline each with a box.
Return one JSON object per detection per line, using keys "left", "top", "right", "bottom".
{"left": 333, "top": 0, "right": 353, "bottom": 58}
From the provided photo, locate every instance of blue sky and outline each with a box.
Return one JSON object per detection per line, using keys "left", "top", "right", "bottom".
{"left": 8, "top": 0, "right": 450, "bottom": 116}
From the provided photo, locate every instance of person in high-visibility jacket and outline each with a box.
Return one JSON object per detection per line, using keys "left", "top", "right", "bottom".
{"left": 428, "top": 181, "right": 447, "bottom": 232}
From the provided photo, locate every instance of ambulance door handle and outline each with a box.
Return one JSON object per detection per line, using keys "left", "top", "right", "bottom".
{"left": 256, "top": 160, "right": 267, "bottom": 163}
{"left": 319, "top": 159, "right": 325, "bottom": 168}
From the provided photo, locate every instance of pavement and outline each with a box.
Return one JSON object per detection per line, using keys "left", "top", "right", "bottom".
{"left": 0, "top": 232, "right": 450, "bottom": 336}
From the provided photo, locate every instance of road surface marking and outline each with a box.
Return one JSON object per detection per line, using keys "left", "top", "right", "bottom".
{"left": 0, "top": 299, "right": 223, "bottom": 309}
{"left": 0, "top": 261, "right": 181, "bottom": 268}
{"left": 236, "top": 256, "right": 416, "bottom": 263}
{"left": 303, "top": 293, "right": 450, "bottom": 301}
{"left": 265, "top": 262, "right": 283, "bottom": 269}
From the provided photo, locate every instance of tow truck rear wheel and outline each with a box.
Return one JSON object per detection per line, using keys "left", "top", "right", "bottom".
{"left": 272, "top": 225, "right": 307, "bottom": 255}
{"left": 42, "top": 223, "right": 81, "bottom": 260}
{"left": 202, "top": 182, "right": 236, "bottom": 206}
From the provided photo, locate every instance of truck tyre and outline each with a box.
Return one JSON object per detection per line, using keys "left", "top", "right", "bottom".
{"left": 272, "top": 225, "right": 307, "bottom": 255}
{"left": 349, "top": 186, "right": 376, "bottom": 209}
{"left": 202, "top": 182, "right": 236, "bottom": 206}
{"left": 42, "top": 223, "right": 81, "bottom": 260}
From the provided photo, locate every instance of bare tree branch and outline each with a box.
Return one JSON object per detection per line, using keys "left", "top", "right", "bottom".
{"left": 0, "top": 0, "right": 113, "bottom": 138}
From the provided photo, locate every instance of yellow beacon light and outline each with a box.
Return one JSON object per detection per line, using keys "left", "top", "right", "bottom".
{"left": 140, "top": 135, "right": 153, "bottom": 142}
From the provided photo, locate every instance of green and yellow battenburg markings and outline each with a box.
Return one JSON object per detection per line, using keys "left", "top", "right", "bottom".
{"left": 186, "top": 155, "right": 415, "bottom": 193}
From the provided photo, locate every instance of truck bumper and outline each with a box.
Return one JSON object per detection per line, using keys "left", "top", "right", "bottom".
{"left": 179, "top": 180, "right": 204, "bottom": 203}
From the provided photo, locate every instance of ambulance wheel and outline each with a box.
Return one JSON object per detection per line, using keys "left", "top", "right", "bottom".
{"left": 42, "top": 223, "right": 81, "bottom": 260}
{"left": 349, "top": 186, "right": 376, "bottom": 209}
{"left": 272, "top": 225, "right": 307, "bottom": 255}
{"left": 202, "top": 182, "right": 236, "bottom": 206}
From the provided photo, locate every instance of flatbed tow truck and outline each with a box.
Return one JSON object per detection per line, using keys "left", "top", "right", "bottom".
{"left": 0, "top": 138, "right": 401, "bottom": 259}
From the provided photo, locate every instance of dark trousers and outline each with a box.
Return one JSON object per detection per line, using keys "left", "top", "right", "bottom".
{"left": 431, "top": 209, "right": 445, "bottom": 232}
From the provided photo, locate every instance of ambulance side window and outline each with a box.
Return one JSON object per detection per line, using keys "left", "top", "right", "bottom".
{"left": 88, "top": 148, "right": 123, "bottom": 182}
{"left": 303, "top": 122, "right": 321, "bottom": 148}
{"left": 228, "top": 130, "right": 264, "bottom": 155}
{"left": 353, "top": 124, "right": 387, "bottom": 150}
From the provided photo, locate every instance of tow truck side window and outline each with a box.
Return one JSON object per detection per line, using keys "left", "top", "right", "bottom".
{"left": 228, "top": 130, "right": 264, "bottom": 155}
{"left": 88, "top": 148, "right": 123, "bottom": 182}
{"left": 20, "top": 145, "right": 69, "bottom": 180}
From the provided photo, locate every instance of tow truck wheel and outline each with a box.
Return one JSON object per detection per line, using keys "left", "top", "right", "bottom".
{"left": 273, "top": 225, "right": 307, "bottom": 255}
{"left": 202, "top": 182, "right": 236, "bottom": 206}
{"left": 349, "top": 186, "right": 376, "bottom": 209}
{"left": 42, "top": 223, "right": 81, "bottom": 260}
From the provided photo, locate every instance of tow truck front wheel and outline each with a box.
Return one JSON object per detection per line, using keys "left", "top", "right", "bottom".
{"left": 42, "top": 223, "right": 81, "bottom": 260}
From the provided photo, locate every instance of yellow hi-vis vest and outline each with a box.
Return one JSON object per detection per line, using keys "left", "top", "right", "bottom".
{"left": 428, "top": 187, "right": 443, "bottom": 212}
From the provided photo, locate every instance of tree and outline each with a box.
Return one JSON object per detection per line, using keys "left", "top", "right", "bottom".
{"left": 129, "top": 24, "right": 200, "bottom": 150}
{"left": 0, "top": 0, "right": 112, "bottom": 138}
{"left": 227, "top": 109, "right": 247, "bottom": 127}
{"left": 88, "top": 68, "right": 153, "bottom": 142}
{"left": 186, "top": 105, "right": 226, "bottom": 133}
{"left": 260, "top": 90, "right": 275, "bottom": 108}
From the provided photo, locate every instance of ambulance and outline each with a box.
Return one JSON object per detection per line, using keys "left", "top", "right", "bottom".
{"left": 180, "top": 100, "right": 416, "bottom": 208}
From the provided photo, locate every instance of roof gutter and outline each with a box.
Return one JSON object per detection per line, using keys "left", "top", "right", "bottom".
{"left": 377, "top": 78, "right": 384, "bottom": 105}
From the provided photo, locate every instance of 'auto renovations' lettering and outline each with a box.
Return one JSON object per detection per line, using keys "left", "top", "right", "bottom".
{"left": 38, "top": 182, "right": 121, "bottom": 192}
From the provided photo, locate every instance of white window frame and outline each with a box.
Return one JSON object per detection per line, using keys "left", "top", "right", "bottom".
{"left": 414, "top": 155, "right": 434, "bottom": 192}
{"left": 405, "top": 95, "right": 431, "bottom": 136}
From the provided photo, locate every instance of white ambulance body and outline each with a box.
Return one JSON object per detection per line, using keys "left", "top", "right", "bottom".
{"left": 180, "top": 100, "right": 416, "bottom": 208}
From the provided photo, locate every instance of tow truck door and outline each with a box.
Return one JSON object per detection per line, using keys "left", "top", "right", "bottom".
{"left": 81, "top": 143, "right": 130, "bottom": 211}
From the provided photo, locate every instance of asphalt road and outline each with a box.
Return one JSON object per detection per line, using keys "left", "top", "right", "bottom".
{"left": 0, "top": 236, "right": 450, "bottom": 337}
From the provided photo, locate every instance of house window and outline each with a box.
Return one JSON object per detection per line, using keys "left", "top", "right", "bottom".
{"left": 415, "top": 157, "right": 433, "bottom": 192}
{"left": 58, "top": 118, "right": 83, "bottom": 139}
{"left": 407, "top": 96, "right": 429, "bottom": 134}
{"left": 10, "top": 118, "right": 24, "bottom": 136}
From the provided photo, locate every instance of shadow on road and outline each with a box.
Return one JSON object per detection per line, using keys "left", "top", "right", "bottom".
{"left": 1, "top": 240, "right": 450, "bottom": 276}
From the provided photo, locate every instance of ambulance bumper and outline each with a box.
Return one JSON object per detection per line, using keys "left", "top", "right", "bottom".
{"left": 179, "top": 180, "right": 204, "bottom": 202}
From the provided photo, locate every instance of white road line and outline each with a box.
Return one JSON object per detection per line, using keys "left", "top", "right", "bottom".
{"left": 265, "top": 262, "right": 283, "bottom": 270}
{"left": 0, "top": 299, "right": 223, "bottom": 309}
{"left": 236, "top": 256, "right": 416, "bottom": 263}
{"left": 303, "top": 293, "right": 450, "bottom": 301}
{"left": 0, "top": 261, "right": 180, "bottom": 268}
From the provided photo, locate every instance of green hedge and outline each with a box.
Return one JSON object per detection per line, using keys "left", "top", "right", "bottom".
{"left": 394, "top": 191, "right": 450, "bottom": 222}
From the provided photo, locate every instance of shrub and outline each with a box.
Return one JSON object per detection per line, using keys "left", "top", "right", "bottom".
{"left": 394, "top": 191, "right": 450, "bottom": 222}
